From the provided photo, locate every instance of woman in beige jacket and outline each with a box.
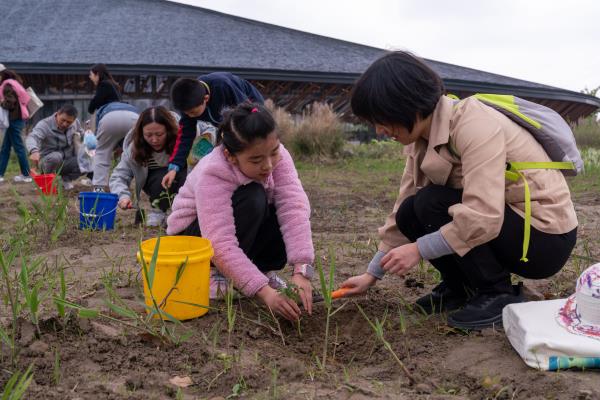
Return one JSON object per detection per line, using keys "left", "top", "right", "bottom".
{"left": 341, "top": 51, "right": 578, "bottom": 330}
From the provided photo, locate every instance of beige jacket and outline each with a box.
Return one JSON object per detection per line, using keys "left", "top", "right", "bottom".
{"left": 378, "top": 95, "right": 578, "bottom": 256}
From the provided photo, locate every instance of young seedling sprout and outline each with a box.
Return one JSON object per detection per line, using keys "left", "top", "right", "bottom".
{"left": 225, "top": 280, "right": 237, "bottom": 346}
{"left": 355, "top": 303, "right": 416, "bottom": 386}
{"left": 316, "top": 249, "right": 349, "bottom": 369}
{"left": 277, "top": 281, "right": 303, "bottom": 337}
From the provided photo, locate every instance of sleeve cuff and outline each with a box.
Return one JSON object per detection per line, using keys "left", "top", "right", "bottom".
{"left": 366, "top": 250, "right": 387, "bottom": 280}
{"left": 416, "top": 230, "right": 454, "bottom": 260}
{"left": 168, "top": 163, "right": 180, "bottom": 172}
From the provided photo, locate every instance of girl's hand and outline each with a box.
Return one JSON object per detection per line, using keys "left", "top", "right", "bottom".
{"left": 340, "top": 273, "right": 377, "bottom": 296}
{"left": 381, "top": 243, "right": 421, "bottom": 276}
{"left": 161, "top": 170, "right": 177, "bottom": 189}
{"left": 256, "top": 285, "right": 301, "bottom": 321}
{"left": 118, "top": 198, "right": 133, "bottom": 210}
{"left": 291, "top": 272, "right": 312, "bottom": 315}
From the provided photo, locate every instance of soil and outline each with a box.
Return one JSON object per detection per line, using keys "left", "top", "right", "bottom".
{"left": 1, "top": 163, "right": 600, "bottom": 400}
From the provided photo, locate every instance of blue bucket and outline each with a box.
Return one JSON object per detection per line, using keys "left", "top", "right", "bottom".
{"left": 78, "top": 192, "right": 119, "bottom": 230}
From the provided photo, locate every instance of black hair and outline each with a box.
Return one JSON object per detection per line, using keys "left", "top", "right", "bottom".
{"left": 57, "top": 103, "right": 78, "bottom": 118}
{"left": 132, "top": 106, "right": 179, "bottom": 165}
{"left": 217, "top": 102, "right": 276, "bottom": 155}
{"left": 90, "top": 63, "right": 119, "bottom": 88}
{"left": 0, "top": 69, "right": 24, "bottom": 85}
{"left": 350, "top": 51, "right": 444, "bottom": 131}
{"left": 170, "top": 78, "right": 209, "bottom": 112}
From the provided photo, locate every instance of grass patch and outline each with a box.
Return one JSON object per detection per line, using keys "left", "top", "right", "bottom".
{"left": 573, "top": 116, "right": 600, "bottom": 148}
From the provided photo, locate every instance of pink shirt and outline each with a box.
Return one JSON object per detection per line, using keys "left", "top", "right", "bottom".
{"left": 167, "top": 144, "right": 314, "bottom": 296}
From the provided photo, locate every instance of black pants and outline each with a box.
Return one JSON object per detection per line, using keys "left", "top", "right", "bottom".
{"left": 396, "top": 185, "right": 577, "bottom": 294}
{"left": 143, "top": 167, "right": 187, "bottom": 212}
{"left": 180, "top": 182, "right": 287, "bottom": 273}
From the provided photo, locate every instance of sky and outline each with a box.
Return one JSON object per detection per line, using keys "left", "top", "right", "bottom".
{"left": 170, "top": 0, "right": 600, "bottom": 95}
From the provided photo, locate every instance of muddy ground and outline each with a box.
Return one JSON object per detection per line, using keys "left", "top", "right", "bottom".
{"left": 1, "top": 156, "right": 600, "bottom": 399}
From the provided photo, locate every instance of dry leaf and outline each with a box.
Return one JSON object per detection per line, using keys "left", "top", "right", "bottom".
{"left": 169, "top": 375, "right": 193, "bottom": 388}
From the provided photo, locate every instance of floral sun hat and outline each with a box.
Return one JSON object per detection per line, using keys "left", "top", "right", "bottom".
{"left": 557, "top": 263, "right": 600, "bottom": 341}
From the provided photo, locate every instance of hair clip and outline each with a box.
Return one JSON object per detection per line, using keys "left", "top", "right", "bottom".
{"left": 251, "top": 108, "right": 259, "bottom": 113}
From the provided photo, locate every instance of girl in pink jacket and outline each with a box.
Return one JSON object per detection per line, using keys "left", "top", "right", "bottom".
{"left": 167, "top": 103, "right": 315, "bottom": 322}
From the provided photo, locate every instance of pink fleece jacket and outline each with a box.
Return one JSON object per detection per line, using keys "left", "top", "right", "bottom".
{"left": 0, "top": 79, "right": 30, "bottom": 120}
{"left": 167, "top": 144, "right": 314, "bottom": 296}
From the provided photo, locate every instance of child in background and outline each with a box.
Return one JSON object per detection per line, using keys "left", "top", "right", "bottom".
{"left": 162, "top": 72, "right": 264, "bottom": 189}
{"left": 167, "top": 103, "right": 314, "bottom": 322}
{"left": 109, "top": 106, "right": 186, "bottom": 227}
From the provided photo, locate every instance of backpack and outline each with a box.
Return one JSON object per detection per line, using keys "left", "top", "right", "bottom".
{"left": 452, "top": 94, "right": 582, "bottom": 262}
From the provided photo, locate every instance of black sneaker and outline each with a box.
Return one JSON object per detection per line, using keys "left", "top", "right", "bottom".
{"left": 447, "top": 286, "right": 523, "bottom": 330}
{"left": 414, "top": 281, "right": 468, "bottom": 314}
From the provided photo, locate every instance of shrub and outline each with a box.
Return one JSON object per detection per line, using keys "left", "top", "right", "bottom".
{"left": 265, "top": 99, "right": 295, "bottom": 143}
{"left": 573, "top": 116, "right": 600, "bottom": 148}
{"left": 266, "top": 100, "right": 346, "bottom": 159}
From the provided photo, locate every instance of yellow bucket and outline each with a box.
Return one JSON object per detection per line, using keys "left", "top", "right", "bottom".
{"left": 137, "top": 236, "right": 213, "bottom": 320}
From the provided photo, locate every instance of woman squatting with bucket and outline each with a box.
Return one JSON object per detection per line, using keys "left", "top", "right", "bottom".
{"left": 167, "top": 103, "right": 315, "bottom": 322}
{"left": 87, "top": 64, "right": 139, "bottom": 192}
{"left": 109, "top": 106, "right": 187, "bottom": 227}
{"left": 340, "top": 51, "right": 578, "bottom": 330}
{"left": 91, "top": 102, "right": 139, "bottom": 192}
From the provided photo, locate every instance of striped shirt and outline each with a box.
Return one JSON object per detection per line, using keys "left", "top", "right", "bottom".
{"left": 147, "top": 151, "right": 169, "bottom": 169}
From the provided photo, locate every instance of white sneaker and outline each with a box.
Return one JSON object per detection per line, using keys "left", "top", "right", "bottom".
{"left": 63, "top": 181, "right": 75, "bottom": 191}
{"left": 0, "top": 176, "right": 4, "bottom": 183}
{"left": 146, "top": 209, "right": 166, "bottom": 227}
{"left": 13, "top": 175, "right": 32, "bottom": 183}
{"left": 80, "top": 177, "right": 92, "bottom": 187}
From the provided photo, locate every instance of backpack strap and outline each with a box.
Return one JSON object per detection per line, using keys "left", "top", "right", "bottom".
{"left": 505, "top": 161, "right": 575, "bottom": 262}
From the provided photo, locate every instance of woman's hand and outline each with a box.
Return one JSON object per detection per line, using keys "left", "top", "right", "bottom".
{"left": 118, "top": 197, "right": 133, "bottom": 210}
{"left": 29, "top": 151, "right": 40, "bottom": 163}
{"left": 340, "top": 273, "right": 377, "bottom": 296}
{"left": 381, "top": 243, "right": 421, "bottom": 276}
{"left": 291, "top": 272, "right": 312, "bottom": 315}
{"left": 161, "top": 170, "right": 177, "bottom": 189}
{"left": 256, "top": 285, "right": 301, "bottom": 321}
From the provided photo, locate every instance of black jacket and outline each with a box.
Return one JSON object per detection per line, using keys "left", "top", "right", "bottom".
{"left": 168, "top": 72, "right": 264, "bottom": 169}
{"left": 88, "top": 80, "right": 120, "bottom": 114}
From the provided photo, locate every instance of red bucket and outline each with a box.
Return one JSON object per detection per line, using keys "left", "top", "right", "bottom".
{"left": 32, "top": 173, "right": 58, "bottom": 195}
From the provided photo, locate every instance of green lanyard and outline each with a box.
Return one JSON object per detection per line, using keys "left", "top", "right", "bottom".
{"left": 504, "top": 161, "right": 575, "bottom": 262}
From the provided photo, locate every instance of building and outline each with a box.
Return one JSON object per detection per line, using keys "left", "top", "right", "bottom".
{"left": 1, "top": 0, "right": 598, "bottom": 124}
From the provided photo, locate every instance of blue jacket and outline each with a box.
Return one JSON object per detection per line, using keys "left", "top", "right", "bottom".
{"left": 168, "top": 72, "right": 264, "bottom": 170}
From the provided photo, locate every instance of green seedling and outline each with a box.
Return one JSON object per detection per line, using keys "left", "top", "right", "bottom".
{"left": 316, "top": 248, "right": 336, "bottom": 369}
{"left": 277, "top": 281, "right": 303, "bottom": 337}
{"left": 224, "top": 281, "right": 237, "bottom": 346}
{"left": 0, "top": 243, "right": 22, "bottom": 365}
{"left": 1, "top": 364, "right": 34, "bottom": 400}
{"left": 53, "top": 348, "right": 61, "bottom": 386}
{"left": 355, "top": 303, "right": 416, "bottom": 386}
{"left": 151, "top": 189, "right": 175, "bottom": 211}
{"left": 54, "top": 265, "right": 67, "bottom": 319}
{"left": 19, "top": 257, "right": 44, "bottom": 337}
{"left": 269, "top": 363, "right": 279, "bottom": 399}
{"left": 13, "top": 178, "right": 69, "bottom": 243}
{"left": 226, "top": 380, "right": 245, "bottom": 399}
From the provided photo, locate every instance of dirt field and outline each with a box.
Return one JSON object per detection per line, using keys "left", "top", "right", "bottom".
{"left": 1, "top": 155, "right": 600, "bottom": 400}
